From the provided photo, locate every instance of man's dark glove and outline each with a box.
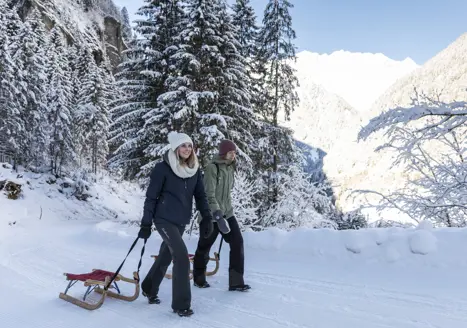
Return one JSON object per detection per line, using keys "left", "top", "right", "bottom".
{"left": 138, "top": 224, "right": 152, "bottom": 240}
{"left": 199, "top": 218, "right": 214, "bottom": 239}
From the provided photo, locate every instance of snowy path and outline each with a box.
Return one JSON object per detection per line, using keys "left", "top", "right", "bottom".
{"left": 2, "top": 220, "right": 467, "bottom": 328}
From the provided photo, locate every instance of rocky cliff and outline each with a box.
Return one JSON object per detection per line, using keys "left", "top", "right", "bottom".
{"left": 14, "top": 0, "right": 126, "bottom": 71}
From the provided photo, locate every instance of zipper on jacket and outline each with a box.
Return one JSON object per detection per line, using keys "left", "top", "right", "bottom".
{"left": 185, "top": 179, "right": 187, "bottom": 189}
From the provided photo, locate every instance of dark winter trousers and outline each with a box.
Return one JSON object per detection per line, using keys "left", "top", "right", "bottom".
{"left": 193, "top": 216, "right": 245, "bottom": 287}
{"left": 141, "top": 222, "right": 191, "bottom": 311}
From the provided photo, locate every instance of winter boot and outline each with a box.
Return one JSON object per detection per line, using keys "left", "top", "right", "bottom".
{"left": 142, "top": 290, "right": 161, "bottom": 304}
{"left": 174, "top": 308, "right": 194, "bottom": 317}
{"left": 228, "top": 284, "right": 251, "bottom": 292}
{"left": 194, "top": 280, "right": 210, "bottom": 288}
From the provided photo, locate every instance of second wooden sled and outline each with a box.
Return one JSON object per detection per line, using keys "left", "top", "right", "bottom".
{"left": 59, "top": 269, "right": 140, "bottom": 310}
{"left": 150, "top": 252, "right": 220, "bottom": 280}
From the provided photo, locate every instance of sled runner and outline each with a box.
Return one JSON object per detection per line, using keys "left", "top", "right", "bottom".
{"left": 150, "top": 251, "right": 220, "bottom": 280}
{"left": 59, "top": 237, "right": 147, "bottom": 310}
{"left": 59, "top": 269, "right": 140, "bottom": 310}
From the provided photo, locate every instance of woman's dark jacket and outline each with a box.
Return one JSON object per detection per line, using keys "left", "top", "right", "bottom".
{"left": 141, "top": 152, "right": 212, "bottom": 227}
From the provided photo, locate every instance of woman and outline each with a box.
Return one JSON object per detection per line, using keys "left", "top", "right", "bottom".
{"left": 137, "top": 131, "right": 214, "bottom": 317}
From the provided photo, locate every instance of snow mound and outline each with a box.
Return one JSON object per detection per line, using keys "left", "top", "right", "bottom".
{"left": 409, "top": 230, "right": 437, "bottom": 255}
{"left": 243, "top": 226, "right": 465, "bottom": 267}
{"left": 344, "top": 230, "right": 373, "bottom": 254}
{"left": 409, "top": 221, "right": 438, "bottom": 255}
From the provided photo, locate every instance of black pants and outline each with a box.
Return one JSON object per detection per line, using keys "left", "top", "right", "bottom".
{"left": 141, "top": 222, "right": 191, "bottom": 311}
{"left": 193, "top": 216, "right": 244, "bottom": 286}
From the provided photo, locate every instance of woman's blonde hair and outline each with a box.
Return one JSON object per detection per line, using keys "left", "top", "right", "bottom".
{"left": 176, "top": 147, "right": 198, "bottom": 168}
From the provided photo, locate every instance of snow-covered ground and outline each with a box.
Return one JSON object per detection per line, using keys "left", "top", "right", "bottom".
{"left": 2, "top": 165, "right": 467, "bottom": 327}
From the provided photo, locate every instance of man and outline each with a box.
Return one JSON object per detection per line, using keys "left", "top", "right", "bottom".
{"left": 192, "top": 139, "right": 251, "bottom": 291}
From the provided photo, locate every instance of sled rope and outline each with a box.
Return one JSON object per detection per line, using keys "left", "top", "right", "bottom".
{"left": 104, "top": 236, "right": 147, "bottom": 291}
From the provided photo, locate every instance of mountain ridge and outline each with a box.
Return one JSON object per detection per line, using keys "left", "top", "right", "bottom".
{"left": 292, "top": 49, "right": 419, "bottom": 111}
{"left": 283, "top": 34, "right": 465, "bottom": 220}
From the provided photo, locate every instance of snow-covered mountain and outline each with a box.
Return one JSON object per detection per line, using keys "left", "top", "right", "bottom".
{"left": 371, "top": 33, "right": 467, "bottom": 114}
{"left": 288, "top": 33, "right": 467, "bottom": 220}
{"left": 294, "top": 50, "right": 418, "bottom": 111}
{"left": 279, "top": 50, "right": 419, "bottom": 217}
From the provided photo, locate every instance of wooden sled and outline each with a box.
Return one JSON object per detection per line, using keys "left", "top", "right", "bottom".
{"left": 59, "top": 269, "right": 140, "bottom": 310}
{"left": 150, "top": 252, "right": 220, "bottom": 280}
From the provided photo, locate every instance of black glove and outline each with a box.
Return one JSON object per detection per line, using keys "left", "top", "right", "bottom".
{"left": 138, "top": 224, "right": 152, "bottom": 240}
{"left": 199, "top": 218, "right": 214, "bottom": 239}
{"left": 213, "top": 210, "right": 223, "bottom": 221}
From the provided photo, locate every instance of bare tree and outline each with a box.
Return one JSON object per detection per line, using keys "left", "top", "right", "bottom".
{"left": 353, "top": 91, "right": 467, "bottom": 227}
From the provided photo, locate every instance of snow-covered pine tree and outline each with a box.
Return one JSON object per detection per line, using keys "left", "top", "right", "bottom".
{"left": 120, "top": 7, "right": 132, "bottom": 42}
{"left": 215, "top": 0, "right": 256, "bottom": 169}
{"left": 45, "top": 28, "right": 75, "bottom": 175}
{"left": 0, "top": 4, "right": 25, "bottom": 165}
{"left": 66, "top": 44, "right": 84, "bottom": 167}
{"left": 13, "top": 8, "right": 50, "bottom": 168}
{"left": 107, "top": 47, "right": 148, "bottom": 180}
{"left": 75, "top": 53, "right": 110, "bottom": 173}
{"left": 231, "top": 0, "right": 263, "bottom": 116}
{"left": 82, "top": 0, "right": 96, "bottom": 12}
{"left": 232, "top": 0, "right": 259, "bottom": 59}
{"left": 137, "top": 0, "right": 187, "bottom": 175}
{"left": 108, "top": 0, "right": 185, "bottom": 179}
{"left": 3, "top": 3, "right": 22, "bottom": 45}
{"left": 73, "top": 45, "right": 95, "bottom": 166}
{"left": 100, "top": 56, "right": 119, "bottom": 167}
{"left": 256, "top": 0, "right": 300, "bottom": 203}
{"left": 159, "top": 0, "right": 256, "bottom": 167}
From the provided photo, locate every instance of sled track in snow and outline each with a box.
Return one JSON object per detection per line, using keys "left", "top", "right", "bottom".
{"left": 247, "top": 270, "right": 467, "bottom": 310}
{"left": 200, "top": 277, "right": 445, "bottom": 328}
{"left": 242, "top": 271, "right": 467, "bottom": 327}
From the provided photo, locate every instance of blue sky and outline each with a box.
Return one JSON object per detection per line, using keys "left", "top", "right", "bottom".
{"left": 113, "top": 0, "right": 467, "bottom": 65}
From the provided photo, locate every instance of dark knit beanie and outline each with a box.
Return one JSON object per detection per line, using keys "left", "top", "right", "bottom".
{"left": 218, "top": 139, "right": 237, "bottom": 156}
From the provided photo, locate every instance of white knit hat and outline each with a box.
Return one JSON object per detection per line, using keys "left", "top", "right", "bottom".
{"left": 167, "top": 131, "right": 193, "bottom": 151}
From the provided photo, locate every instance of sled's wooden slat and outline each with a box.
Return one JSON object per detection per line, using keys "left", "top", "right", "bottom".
{"left": 59, "top": 276, "right": 110, "bottom": 311}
